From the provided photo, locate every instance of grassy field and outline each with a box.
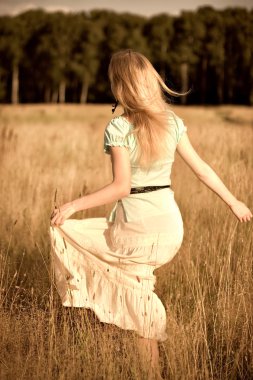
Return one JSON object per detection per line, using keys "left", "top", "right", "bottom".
{"left": 0, "top": 104, "right": 252, "bottom": 379}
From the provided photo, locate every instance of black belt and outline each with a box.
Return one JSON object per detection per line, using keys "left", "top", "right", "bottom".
{"left": 130, "top": 185, "right": 170, "bottom": 194}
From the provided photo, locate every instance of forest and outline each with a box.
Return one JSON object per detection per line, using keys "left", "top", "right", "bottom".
{"left": 0, "top": 6, "right": 252, "bottom": 105}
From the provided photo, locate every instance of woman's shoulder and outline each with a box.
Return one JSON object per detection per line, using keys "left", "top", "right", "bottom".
{"left": 167, "top": 109, "right": 184, "bottom": 125}
{"left": 105, "top": 115, "right": 133, "bottom": 135}
{"left": 167, "top": 109, "right": 187, "bottom": 143}
{"left": 103, "top": 115, "right": 135, "bottom": 154}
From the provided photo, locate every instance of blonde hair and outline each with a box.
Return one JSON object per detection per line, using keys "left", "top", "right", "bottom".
{"left": 108, "top": 49, "right": 187, "bottom": 168}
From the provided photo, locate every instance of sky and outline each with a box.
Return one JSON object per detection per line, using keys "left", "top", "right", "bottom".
{"left": 0, "top": 0, "right": 252, "bottom": 17}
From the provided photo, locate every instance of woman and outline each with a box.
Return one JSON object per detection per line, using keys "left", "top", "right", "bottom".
{"left": 50, "top": 50, "right": 252, "bottom": 378}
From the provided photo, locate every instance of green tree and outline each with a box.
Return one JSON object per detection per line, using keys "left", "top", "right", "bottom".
{"left": 222, "top": 8, "right": 253, "bottom": 104}
{"left": 196, "top": 7, "right": 225, "bottom": 104}
{"left": 0, "top": 15, "right": 27, "bottom": 103}
{"left": 170, "top": 11, "right": 203, "bottom": 104}
{"left": 70, "top": 13, "right": 105, "bottom": 103}
{"left": 88, "top": 10, "right": 148, "bottom": 102}
{"left": 120, "top": 13, "right": 147, "bottom": 53}
{"left": 25, "top": 12, "right": 75, "bottom": 103}
{"left": 144, "top": 14, "right": 174, "bottom": 80}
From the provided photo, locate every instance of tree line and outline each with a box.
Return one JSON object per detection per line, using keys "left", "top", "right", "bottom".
{"left": 0, "top": 6, "right": 252, "bottom": 105}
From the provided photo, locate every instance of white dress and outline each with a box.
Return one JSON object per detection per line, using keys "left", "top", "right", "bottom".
{"left": 50, "top": 112, "right": 187, "bottom": 341}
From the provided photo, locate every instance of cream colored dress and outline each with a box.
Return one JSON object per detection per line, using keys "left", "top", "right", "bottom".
{"left": 50, "top": 112, "right": 187, "bottom": 341}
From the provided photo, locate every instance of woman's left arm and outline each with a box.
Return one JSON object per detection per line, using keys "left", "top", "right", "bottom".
{"left": 176, "top": 133, "right": 252, "bottom": 223}
{"left": 51, "top": 146, "right": 131, "bottom": 226}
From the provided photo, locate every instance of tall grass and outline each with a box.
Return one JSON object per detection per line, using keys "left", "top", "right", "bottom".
{"left": 0, "top": 104, "right": 252, "bottom": 379}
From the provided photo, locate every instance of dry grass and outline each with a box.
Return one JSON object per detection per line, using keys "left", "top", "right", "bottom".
{"left": 0, "top": 104, "right": 252, "bottom": 379}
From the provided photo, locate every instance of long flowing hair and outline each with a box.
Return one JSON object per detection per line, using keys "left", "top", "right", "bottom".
{"left": 108, "top": 49, "right": 187, "bottom": 168}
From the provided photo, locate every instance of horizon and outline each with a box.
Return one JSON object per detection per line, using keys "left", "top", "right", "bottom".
{"left": 0, "top": 0, "right": 252, "bottom": 17}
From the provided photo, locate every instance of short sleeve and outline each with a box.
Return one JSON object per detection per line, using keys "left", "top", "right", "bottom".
{"left": 103, "top": 117, "right": 130, "bottom": 154}
{"left": 174, "top": 116, "right": 187, "bottom": 143}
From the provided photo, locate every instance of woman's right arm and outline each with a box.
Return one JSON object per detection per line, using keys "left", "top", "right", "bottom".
{"left": 50, "top": 146, "right": 131, "bottom": 226}
{"left": 176, "top": 133, "right": 252, "bottom": 223}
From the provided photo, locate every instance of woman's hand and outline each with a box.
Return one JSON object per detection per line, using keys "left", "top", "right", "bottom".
{"left": 229, "top": 200, "right": 253, "bottom": 222}
{"left": 50, "top": 202, "right": 76, "bottom": 226}
{"left": 177, "top": 134, "right": 252, "bottom": 224}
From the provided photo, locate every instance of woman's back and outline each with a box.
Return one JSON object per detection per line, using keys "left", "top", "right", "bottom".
{"left": 104, "top": 112, "right": 187, "bottom": 222}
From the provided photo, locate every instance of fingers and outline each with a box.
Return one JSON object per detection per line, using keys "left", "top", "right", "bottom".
{"left": 239, "top": 212, "right": 253, "bottom": 223}
{"left": 51, "top": 217, "right": 64, "bottom": 226}
{"left": 50, "top": 208, "right": 65, "bottom": 226}
{"left": 53, "top": 218, "right": 65, "bottom": 226}
{"left": 231, "top": 203, "right": 253, "bottom": 223}
{"left": 244, "top": 214, "right": 252, "bottom": 222}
